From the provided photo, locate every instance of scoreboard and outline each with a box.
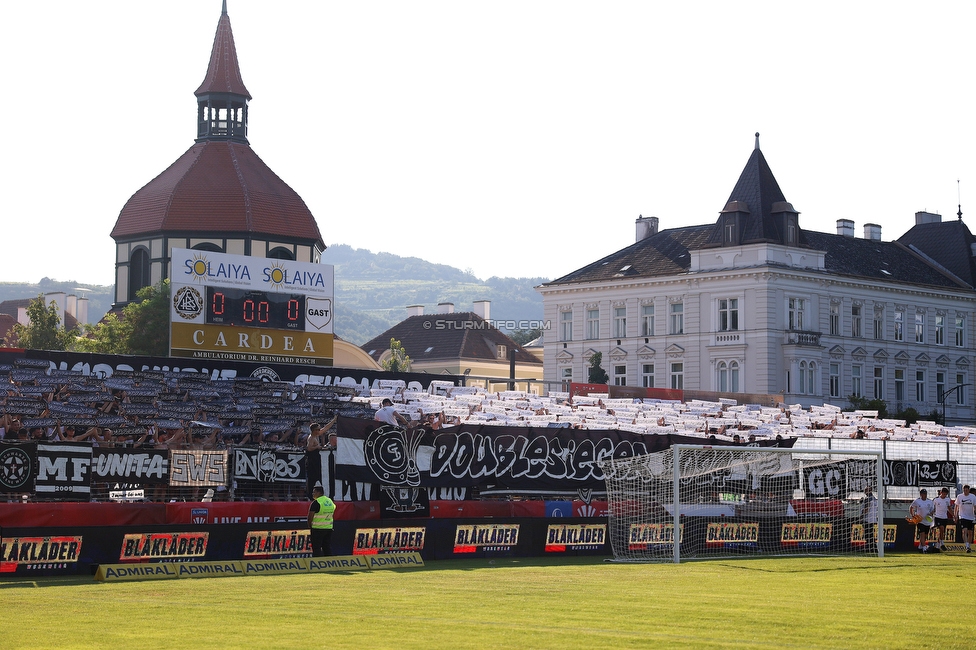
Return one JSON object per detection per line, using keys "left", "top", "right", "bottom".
{"left": 169, "top": 248, "right": 334, "bottom": 366}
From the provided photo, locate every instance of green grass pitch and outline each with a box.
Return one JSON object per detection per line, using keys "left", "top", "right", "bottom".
{"left": 1, "top": 554, "right": 971, "bottom": 649}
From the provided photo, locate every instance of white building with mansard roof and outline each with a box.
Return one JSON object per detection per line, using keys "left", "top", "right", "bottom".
{"left": 537, "top": 135, "right": 976, "bottom": 424}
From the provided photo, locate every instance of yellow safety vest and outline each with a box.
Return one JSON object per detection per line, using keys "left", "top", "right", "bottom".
{"left": 311, "top": 495, "right": 336, "bottom": 529}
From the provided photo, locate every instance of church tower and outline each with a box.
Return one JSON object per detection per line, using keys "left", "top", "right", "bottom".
{"left": 110, "top": 2, "right": 325, "bottom": 306}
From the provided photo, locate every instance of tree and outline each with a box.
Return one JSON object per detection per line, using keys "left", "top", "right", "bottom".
{"left": 75, "top": 312, "right": 132, "bottom": 354}
{"left": 588, "top": 352, "right": 609, "bottom": 384}
{"left": 124, "top": 280, "right": 171, "bottom": 357}
{"left": 9, "top": 294, "right": 77, "bottom": 350}
{"left": 382, "top": 337, "right": 412, "bottom": 372}
{"left": 509, "top": 328, "right": 542, "bottom": 346}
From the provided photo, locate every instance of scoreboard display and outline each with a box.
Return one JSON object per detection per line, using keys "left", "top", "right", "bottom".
{"left": 169, "top": 248, "right": 334, "bottom": 366}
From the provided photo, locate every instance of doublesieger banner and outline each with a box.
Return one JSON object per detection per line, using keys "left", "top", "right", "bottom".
{"left": 334, "top": 417, "right": 795, "bottom": 491}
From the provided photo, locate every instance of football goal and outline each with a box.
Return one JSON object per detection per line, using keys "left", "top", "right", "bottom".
{"left": 598, "top": 445, "right": 884, "bottom": 562}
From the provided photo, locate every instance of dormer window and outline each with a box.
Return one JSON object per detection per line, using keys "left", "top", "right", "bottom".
{"left": 497, "top": 344, "right": 507, "bottom": 359}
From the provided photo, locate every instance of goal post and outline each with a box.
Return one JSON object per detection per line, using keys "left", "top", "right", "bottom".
{"left": 598, "top": 445, "right": 884, "bottom": 563}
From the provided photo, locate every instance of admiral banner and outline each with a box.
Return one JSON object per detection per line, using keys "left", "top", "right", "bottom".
{"left": 0, "top": 442, "right": 35, "bottom": 493}
{"left": 705, "top": 522, "right": 759, "bottom": 547}
{"left": 35, "top": 442, "right": 91, "bottom": 500}
{"left": 453, "top": 524, "right": 520, "bottom": 553}
{"left": 1, "top": 535, "right": 83, "bottom": 572}
{"left": 169, "top": 450, "right": 227, "bottom": 487}
{"left": 244, "top": 530, "right": 312, "bottom": 558}
{"left": 335, "top": 417, "right": 795, "bottom": 491}
{"left": 169, "top": 248, "right": 334, "bottom": 366}
{"left": 233, "top": 447, "right": 306, "bottom": 484}
{"left": 883, "top": 460, "right": 957, "bottom": 488}
{"left": 91, "top": 448, "right": 169, "bottom": 484}
{"left": 544, "top": 524, "right": 606, "bottom": 552}
{"left": 119, "top": 532, "right": 210, "bottom": 561}
{"left": 781, "top": 522, "right": 832, "bottom": 548}
{"left": 628, "top": 523, "right": 682, "bottom": 550}
{"left": 354, "top": 527, "right": 427, "bottom": 555}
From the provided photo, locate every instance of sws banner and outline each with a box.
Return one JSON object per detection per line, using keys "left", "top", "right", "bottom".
{"left": 169, "top": 450, "right": 227, "bottom": 487}
{"left": 334, "top": 417, "right": 795, "bottom": 491}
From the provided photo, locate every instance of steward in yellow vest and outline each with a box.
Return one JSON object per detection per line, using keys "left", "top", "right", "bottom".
{"left": 308, "top": 484, "right": 337, "bottom": 556}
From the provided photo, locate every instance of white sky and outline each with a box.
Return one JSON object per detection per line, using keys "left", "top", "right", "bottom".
{"left": 2, "top": 1, "right": 974, "bottom": 287}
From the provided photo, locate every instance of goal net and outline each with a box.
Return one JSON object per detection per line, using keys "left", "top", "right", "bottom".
{"left": 598, "top": 445, "right": 884, "bottom": 562}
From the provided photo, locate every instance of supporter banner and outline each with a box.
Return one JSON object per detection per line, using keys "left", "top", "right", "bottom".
{"left": 883, "top": 460, "right": 957, "bottom": 488}
{"left": 233, "top": 448, "right": 306, "bottom": 484}
{"left": 335, "top": 417, "right": 795, "bottom": 491}
{"left": 91, "top": 448, "right": 169, "bottom": 484}
{"left": 0, "top": 442, "right": 35, "bottom": 493}
{"left": 35, "top": 442, "right": 91, "bottom": 500}
{"left": 119, "top": 532, "right": 210, "bottom": 561}
{"left": 801, "top": 463, "right": 846, "bottom": 498}
{"left": 378, "top": 486, "right": 430, "bottom": 518}
{"left": 169, "top": 450, "right": 227, "bottom": 487}
{"left": 1, "top": 535, "right": 83, "bottom": 573}
{"left": 353, "top": 527, "right": 427, "bottom": 555}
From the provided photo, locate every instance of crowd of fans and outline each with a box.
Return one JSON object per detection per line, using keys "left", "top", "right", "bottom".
{"left": 2, "top": 357, "right": 975, "bottom": 502}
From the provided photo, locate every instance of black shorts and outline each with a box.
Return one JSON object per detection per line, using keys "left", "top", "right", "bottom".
{"left": 935, "top": 517, "right": 951, "bottom": 528}
{"left": 916, "top": 522, "right": 932, "bottom": 535}
{"left": 958, "top": 518, "right": 976, "bottom": 532}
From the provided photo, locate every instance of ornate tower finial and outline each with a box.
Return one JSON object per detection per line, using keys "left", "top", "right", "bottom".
{"left": 958, "top": 179, "right": 963, "bottom": 220}
{"left": 754, "top": 132, "right": 760, "bottom": 150}
{"left": 222, "top": 0, "right": 228, "bottom": 16}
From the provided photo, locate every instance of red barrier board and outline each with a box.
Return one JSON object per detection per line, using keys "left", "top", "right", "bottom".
{"left": 429, "top": 500, "right": 546, "bottom": 518}
{"left": 0, "top": 503, "right": 166, "bottom": 528}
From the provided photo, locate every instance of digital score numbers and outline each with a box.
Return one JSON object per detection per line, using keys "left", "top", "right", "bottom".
{"left": 206, "top": 288, "right": 305, "bottom": 330}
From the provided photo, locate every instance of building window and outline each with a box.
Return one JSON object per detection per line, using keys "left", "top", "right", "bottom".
{"left": 561, "top": 367, "right": 572, "bottom": 381}
{"left": 641, "top": 363, "right": 655, "bottom": 388}
{"left": 788, "top": 298, "right": 804, "bottom": 330}
{"left": 894, "top": 368, "right": 905, "bottom": 402}
{"left": 829, "top": 304, "right": 839, "bottom": 336}
{"left": 894, "top": 309, "right": 904, "bottom": 342}
{"left": 613, "top": 364, "right": 627, "bottom": 386}
{"left": 852, "top": 304, "right": 862, "bottom": 338}
{"left": 127, "top": 248, "right": 151, "bottom": 302}
{"left": 586, "top": 309, "right": 600, "bottom": 340}
{"left": 718, "top": 361, "right": 740, "bottom": 393}
{"left": 935, "top": 315, "right": 945, "bottom": 345}
{"left": 914, "top": 312, "right": 925, "bottom": 343}
{"left": 670, "top": 362, "right": 684, "bottom": 390}
{"left": 955, "top": 316, "right": 966, "bottom": 347}
{"left": 797, "top": 361, "right": 807, "bottom": 394}
{"left": 873, "top": 367, "right": 884, "bottom": 400}
{"left": 915, "top": 370, "right": 925, "bottom": 403}
{"left": 641, "top": 305, "right": 655, "bottom": 337}
{"left": 670, "top": 303, "right": 683, "bottom": 335}
{"left": 874, "top": 309, "right": 884, "bottom": 340}
{"left": 797, "top": 361, "right": 816, "bottom": 395}
{"left": 829, "top": 363, "right": 841, "bottom": 398}
{"left": 936, "top": 371, "right": 946, "bottom": 403}
{"left": 852, "top": 365, "right": 862, "bottom": 398}
{"left": 497, "top": 345, "right": 507, "bottom": 359}
{"left": 956, "top": 373, "right": 966, "bottom": 405}
{"left": 718, "top": 299, "right": 739, "bottom": 331}
{"left": 613, "top": 307, "right": 627, "bottom": 338}
{"left": 560, "top": 311, "right": 573, "bottom": 342}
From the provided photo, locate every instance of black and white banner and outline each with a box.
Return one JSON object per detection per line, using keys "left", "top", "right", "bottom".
{"left": 233, "top": 447, "right": 307, "bottom": 484}
{"left": 35, "top": 442, "right": 92, "bottom": 500}
{"left": 334, "top": 417, "right": 795, "bottom": 491}
{"left": 0, "top": 442, "right": 35, "bottom": 493}
{"left": 91, "top": 448, "right": 170, "bottom": 484}
{"left": 883, "top": 460, "right": 957, "bottom": 488}
{"left": 801, "top": 462, "right": 847, "bottom": 498}
{"left": 169, "top": 450, "right": 228, "bottom": 487}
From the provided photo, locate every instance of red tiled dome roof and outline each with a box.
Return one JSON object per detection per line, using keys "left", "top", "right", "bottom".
{"left": 110, "top": 140, "right": 323, "bottom": 246}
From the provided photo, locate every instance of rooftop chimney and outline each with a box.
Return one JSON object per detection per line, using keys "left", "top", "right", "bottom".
{"left": 635, "top": 215, "right": 659, "bottom": 242}
{"left": 406, "top": 305, "right": 424, "bottom": 317}
{"left": 915, "top": 211, "right": 942, "bottom": 225}
{"left": 438, "top": 302, "right": 455, "bottom": 314}
{"left": 863, "top": 223, "right": 881, "bottom": 241}
{"left": 836, "top": 219, "right": 854, "bottom": 237}
{"left": 473, "top": 300, "right": 490, "bottom": 321}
